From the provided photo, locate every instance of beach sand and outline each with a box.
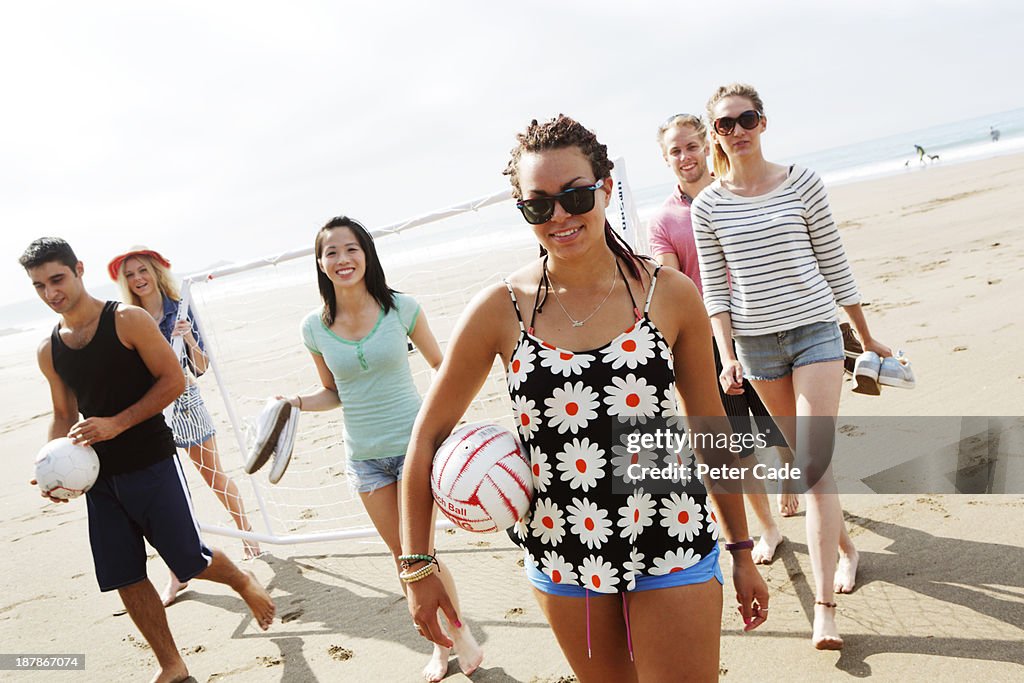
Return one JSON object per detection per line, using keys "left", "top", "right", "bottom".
{"left": 1, "top": 154, "right": 1022, "bottom": 681}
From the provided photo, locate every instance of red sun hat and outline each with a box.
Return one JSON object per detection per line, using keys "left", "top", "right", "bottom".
{"left": 107, "top": 247, "right": 172, "bottom": 282}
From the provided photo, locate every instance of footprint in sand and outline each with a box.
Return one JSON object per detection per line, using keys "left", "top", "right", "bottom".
{"left": 953, "top": 345, "right": 968, "bottom": 352}
{"left": 328, "top": 645, "right": 354, "bottom": 661}
{"left": 257, "top": 655, "right": 282, "bottom": 667}
{"left": 505, "top": 607, "right": 524, "bottom": 620}
{"left": 280, "top": 609, "right": 304, "bottom": 623}
{"left": 838, "top": 424, "right": 864, "bottom": 437}
{"left": 123, "top": 634, "right": 150, "bottom": 650}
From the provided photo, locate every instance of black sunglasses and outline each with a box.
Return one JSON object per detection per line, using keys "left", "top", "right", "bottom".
{"left": 713, "top": 110, "right": 762, "bottom": 136}
{"left": 515, "top": 180, "right": 605, "bottom": 225}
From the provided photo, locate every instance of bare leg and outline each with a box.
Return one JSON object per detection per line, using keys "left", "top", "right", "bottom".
{"left": 739, "top": 453, "right": 783, "bottom": 564}
{"left": 194, "top": 549, "right": 275, "bottom": 630}
{"left": 533, "top": 589, "right": 638, "bottom": 683}
{"left": 774, "top": 445, "right": 801, "bottom": 516}
{"left": 118, "top": 579, "right": 190, "bottom": 683}
{"left": 188, "top": 438, "right": 260, "bottom": 559}
{"left": 629, "top": 579, "right": 724, "bottom": 681}
{"left": 359, "top": 481, "right": 484, "bottom": 681}
{"left": 835, "top": 519, "right": 859, "bottom": 594}
{"left": 751, "top": 360, "right": 849, "bottom": 649}
{"left": 159, "top": 570, "right": 188, "bottom": 608}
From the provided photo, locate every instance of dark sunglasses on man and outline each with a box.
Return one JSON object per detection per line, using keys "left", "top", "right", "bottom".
{"left": 713, "top": 110, "right": 763, "bottom": 136}
{"left": 515, "top": 179, "right": 606, "bottom": 225}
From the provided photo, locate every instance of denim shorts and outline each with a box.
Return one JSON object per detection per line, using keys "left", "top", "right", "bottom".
{"left": 734, "top": 320, "right": 844, "bottom": 381}
{"left": 347, "top": 455, "right": 405, "bottom": 494}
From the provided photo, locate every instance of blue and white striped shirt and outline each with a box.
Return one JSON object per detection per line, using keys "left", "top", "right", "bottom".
{"left": 691, "top": 166, "right": 860, "bottom": 336}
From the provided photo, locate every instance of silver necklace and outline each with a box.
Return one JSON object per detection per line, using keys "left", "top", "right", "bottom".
{"left": 546, "top": 259, "right": 618, "bottom": 328}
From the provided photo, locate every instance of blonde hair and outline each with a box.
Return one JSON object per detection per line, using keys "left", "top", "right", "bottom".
{"left": 705, "top": 83, "right": 765, "bottom": 178}
{"left": 116, "top": 253, "right": 180, "bottom": 306}
{"left": 656, "top": 113, "right": 707, "bottom": 152}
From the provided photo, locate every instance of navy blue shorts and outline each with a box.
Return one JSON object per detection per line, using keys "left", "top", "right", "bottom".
{"left": 85, "top": 455, "right": 213, "bottom": 592}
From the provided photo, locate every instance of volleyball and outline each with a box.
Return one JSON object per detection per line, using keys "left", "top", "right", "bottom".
{"left": 431, "top": 423, "right": 533, "bottom": 533}
{"left": 34, "top": 438, "right": 100, "bottom": 500}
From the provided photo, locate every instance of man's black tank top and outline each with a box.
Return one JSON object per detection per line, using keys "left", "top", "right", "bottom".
{"left": 51, "top": 301, "right": 176, "bottom": 475}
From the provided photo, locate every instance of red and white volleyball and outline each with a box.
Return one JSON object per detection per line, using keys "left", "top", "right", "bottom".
{"left": 431, "top": 423, "right": 533, "bottom": 533}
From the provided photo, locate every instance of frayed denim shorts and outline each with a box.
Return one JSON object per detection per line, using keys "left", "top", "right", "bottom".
{"left": 734, "top": 320, "right": 844, "bottom": 381}
{"left": 347, "top": 455, "right": 405, "bottom": 494}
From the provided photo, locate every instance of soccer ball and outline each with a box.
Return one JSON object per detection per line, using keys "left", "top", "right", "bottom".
{"left": 431, "top": 423, "right": 533, "bottom": 533}
{"left": 34, "top": 438, "right": 100, "bottom": 500}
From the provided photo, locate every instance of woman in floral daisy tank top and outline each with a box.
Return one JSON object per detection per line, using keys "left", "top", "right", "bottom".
{"left": 401, "top": 115, "right": 768, "bottom": 681}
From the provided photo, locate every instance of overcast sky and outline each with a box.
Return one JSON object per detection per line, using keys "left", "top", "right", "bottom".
{"left": 3, "top": 0, "right": 1022, "bottom": 307}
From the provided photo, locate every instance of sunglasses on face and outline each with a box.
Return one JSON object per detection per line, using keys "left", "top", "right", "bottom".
{"left": 515, "top": 180, "right": 605, "bottom": 225}
{"left": 713, "top": 110, "right": 762, "bottom": 136}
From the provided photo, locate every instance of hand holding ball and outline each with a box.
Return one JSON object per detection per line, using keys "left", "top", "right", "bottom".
{"left": 34, "top": 437, "right": 100, "bottom": 501}
{"left": 431, "top": 423, "right": 533, "bottom": 533}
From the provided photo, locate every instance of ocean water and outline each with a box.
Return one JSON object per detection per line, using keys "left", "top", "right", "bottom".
{"left": 4, "top": 106, "right": 1023, "bottom": 351}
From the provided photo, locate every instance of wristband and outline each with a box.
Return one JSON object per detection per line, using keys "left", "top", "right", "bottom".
{"left": 399, "top": 553, "right": 438, "bottom": 571}
{"left": 724, "top": 539, "right": 755, "bottom": 551}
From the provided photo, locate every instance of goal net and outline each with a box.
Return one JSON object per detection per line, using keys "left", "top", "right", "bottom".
{"left": 172, "top": 159, "right": 642, "bottom": 548}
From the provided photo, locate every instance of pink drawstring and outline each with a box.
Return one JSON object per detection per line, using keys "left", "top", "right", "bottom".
{"left": 585, "top": 588, "right": 592, "bottom": 658}
{"left": 622, "top": 592, "right": 634, "bottom": 662}
{"left": 584, "top": 590, "right": 635, "bottom": 662}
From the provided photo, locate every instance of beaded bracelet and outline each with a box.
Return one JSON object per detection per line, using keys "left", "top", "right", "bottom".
{"left": 399, "top": 564, "right": 436, "bottom": 583}
{"left": 399, "top": 553, "right": 439, "bottom": 572}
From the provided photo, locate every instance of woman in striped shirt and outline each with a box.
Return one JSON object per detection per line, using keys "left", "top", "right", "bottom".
{"left": 691, "top": 84, "right": 891, "bottom": 650}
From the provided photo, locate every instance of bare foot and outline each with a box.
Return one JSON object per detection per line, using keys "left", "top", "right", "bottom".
{"left": 421, "top": 644, "right": 450, "bottom": 682}
{"left": 812, "top": 602, "right": 843, "bottom": 650}
{"left": 834, "top": 548, "right": 859, "bottom": 594}
{"left": 751, "top": 528, "right": 783, "bottom": 565}
{"left": 243, "top": 539, "right": 263, "bottom": 560}
{"left": 238, "top": 570, "right": 276, "bottom": 630}
{"left": 149, "top": 662, "right": 190, "bottom": 683}
{"left": 777, "top": 492, "right": 800, "bottom": 517}
{"left": 451, "top": 621, "right": 484, "bottom": 675}
{"left": 160, "top": 575, "right": 189, "bottom": 607}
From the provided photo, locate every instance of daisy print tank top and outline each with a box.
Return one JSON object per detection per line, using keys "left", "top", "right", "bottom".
{"left": 504, "top": 265, "right": 720, "bottom": 594}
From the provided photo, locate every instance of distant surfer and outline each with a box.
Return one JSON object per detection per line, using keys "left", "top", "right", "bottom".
{"left": 990, "top": 126, "right": 1001, "bottom": 142}
{"left": 914, "top": 145, "right": 939, "bottom": 165}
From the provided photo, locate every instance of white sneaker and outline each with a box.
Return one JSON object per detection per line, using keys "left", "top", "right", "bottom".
{"left": 245, "top": 398, "right": 292, "bottom": 474}
{"left": 878, "top": 352, "right": 916, "bottom": 389}
{"left": 852, "top": 351, "right": 881, "bottom": 396}
{"left": 268, "top": 408, "right": 300, "bottom": 484}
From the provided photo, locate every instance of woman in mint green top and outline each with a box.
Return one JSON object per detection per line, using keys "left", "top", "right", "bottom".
{"left": 300, "top": 290, "right": 423, "bottom": 462}
{"left": 283, "top": 216, "right": 482, "bottom": 680}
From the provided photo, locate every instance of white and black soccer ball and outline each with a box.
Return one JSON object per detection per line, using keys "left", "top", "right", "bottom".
{"left": 34, "top": 438, "right": 100, "bottom": 500}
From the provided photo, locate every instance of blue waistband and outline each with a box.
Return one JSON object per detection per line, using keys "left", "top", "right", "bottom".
{"left": 526, "top": 544, "right": 723, "bottom": 597}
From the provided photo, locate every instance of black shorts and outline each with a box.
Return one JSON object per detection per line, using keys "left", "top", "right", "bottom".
{"left": 85, "top": 455, "right": 212, "bottom": 591}
{"left": 713, "top": 341, "right": 789, "bottom": 457}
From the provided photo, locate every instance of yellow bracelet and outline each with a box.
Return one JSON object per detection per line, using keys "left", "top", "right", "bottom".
{"left": 400, "top": 564, "right": 434, "bottom": 581}
{"left": 400, "top": 564, "right": 436, "bottom": 583}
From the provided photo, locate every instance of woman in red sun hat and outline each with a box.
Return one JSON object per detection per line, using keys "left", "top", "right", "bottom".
{"left": 108, "top": 247, "right": 259, "bottom": 607}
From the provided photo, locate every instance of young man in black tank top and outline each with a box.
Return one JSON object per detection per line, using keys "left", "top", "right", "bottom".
{"left": 21, "top": 238, "right": 275, "bottom": 683}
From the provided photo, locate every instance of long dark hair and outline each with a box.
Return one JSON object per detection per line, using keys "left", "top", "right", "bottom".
{"left": 315, "top": 216, "right": 397, "bottom": 326}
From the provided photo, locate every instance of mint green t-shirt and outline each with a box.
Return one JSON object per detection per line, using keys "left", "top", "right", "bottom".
{"left": 300, "top": 293, "right": 422, "bottom": 461}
